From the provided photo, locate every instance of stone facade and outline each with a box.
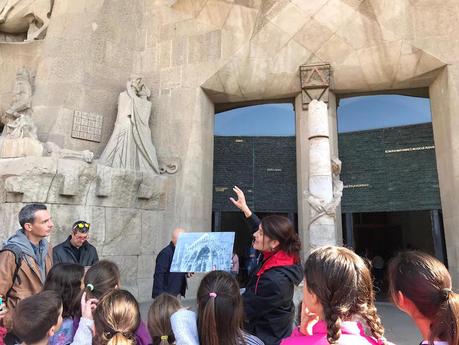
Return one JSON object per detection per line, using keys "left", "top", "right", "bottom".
{"left": 1, "top": 0, "right": 459, "bottom": 298}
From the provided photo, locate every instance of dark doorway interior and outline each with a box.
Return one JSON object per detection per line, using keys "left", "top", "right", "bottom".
{"left": 343, "top": 210, "right": 446, "bottom": 298}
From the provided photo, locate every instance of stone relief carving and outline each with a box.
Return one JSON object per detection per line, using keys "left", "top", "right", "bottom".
{"left": 1, "top": 67, "right": 36, "bottom": 139}
{"left": 307, "top": 157, "right": 343, "bottom": 225}
{"left": 99, "top": 77, "right": 161, "bottom": 174}
{"left": 0, "top": 0, "right": 54, "bottom": 41}
{"left": 0, "top": 67, "right": 93, "bottom": 162}
{"left": 299, "top": 63, "right": 331, "bottom": 110}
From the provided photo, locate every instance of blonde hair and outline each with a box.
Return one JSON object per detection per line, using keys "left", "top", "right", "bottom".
{"left": 93, "top": 289, "right": 140, "bottom": 345}
{"left": 148, "top": 294, "right": 182, "bottom": 345}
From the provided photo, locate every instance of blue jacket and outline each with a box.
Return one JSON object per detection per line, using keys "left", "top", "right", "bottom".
{"left": 152, "top": 242, "right": 187, "bottom": 298}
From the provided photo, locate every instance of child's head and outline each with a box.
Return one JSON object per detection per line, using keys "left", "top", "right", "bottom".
{"left": 388, "top": 251, "right": 459, "bottom": 345}
{"left": 197, "top": 271, "right": 244, "bottom": 345}
{"left": 84, "top": 260, "right": 120, "bottom": 299}
{"left": 13, "top": 291, "right": 63, "bottom": 344}
{"left": 303, "top": 246, "right": 385, "bottom": 345}
{"left": 93, "top": 289, "right": 140, "bottom": 345}
{"left": 148, "top": 293, "right": 182, "bottom": 345}
{"left": 43, "top": 263, "right": 84, "bottom": 318}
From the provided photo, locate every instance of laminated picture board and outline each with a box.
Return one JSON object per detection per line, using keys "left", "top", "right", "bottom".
{"left": 170, "top": 232, "right": 235, "bottom": 272}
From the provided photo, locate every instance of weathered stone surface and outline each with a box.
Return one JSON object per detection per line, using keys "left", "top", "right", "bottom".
{"left": 102, "top": 208, "right": 142, "bottom": 256}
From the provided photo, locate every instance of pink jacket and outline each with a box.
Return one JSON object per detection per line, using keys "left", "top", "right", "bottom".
{"left": 281, "top": 320, "right": 389, "bottom": 345}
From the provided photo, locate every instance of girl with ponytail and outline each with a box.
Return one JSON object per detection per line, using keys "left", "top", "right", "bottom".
{"left": 197, "top": 271, "right": 264, "bottom": 345}
{"left": 93, "top": 289, "right": 140, "bottom": 345}
{"left": 388, "top": 251, "right": 459, "bottom": 345}
{"left": 147, "top": 293, "right": 182, "bottom": 345}
{"left": 282, "top": 246, "right": 390, "bottom": 345}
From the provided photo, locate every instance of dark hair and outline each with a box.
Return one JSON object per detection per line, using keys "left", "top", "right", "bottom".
{"left": 260, "top": 215, "right": 301, "bottom": 256}
{"left": 93, "top": 289, "right": 140, "bottom": 345}
{"left": 43, "top": 263, "right": 84, "bottom": 318}
{"left": 388, "top": 251, "right": 459, "bottom": 345}
{"left": 148, "top": 294, "right": 182, "bottom": 345}
{"left": 13, "top": 290, "right": 62, "bottom": 344}
{"left": 197, "top": 271, "right": 244, "bottom": 345}
{"left": 304, "top": 246, "right": 386, "bottom": 345}
{"left": 18, "top": 203, "right": 47, "bottom": 229}
{"left": 84, "top": 260, "right": 120, "bottom": 299}
{"left": 72, "top": 220, "right": 90, "bottom": 233}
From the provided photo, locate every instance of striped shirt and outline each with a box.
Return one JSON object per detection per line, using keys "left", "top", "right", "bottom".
{"left": 242, "top": 331, "right": 265, "bottom": 345}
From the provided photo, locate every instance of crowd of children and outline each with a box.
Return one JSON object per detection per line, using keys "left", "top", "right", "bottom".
{"left": 0, "top": 245, "right": 457, "bottom": 345}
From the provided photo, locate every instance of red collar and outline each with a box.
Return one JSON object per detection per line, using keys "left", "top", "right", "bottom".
{"left": 256, "top": 250, "right": 297, "bottom": 277}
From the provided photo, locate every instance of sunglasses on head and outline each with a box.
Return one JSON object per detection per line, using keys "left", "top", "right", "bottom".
{"left": 73, "top": 222, "right": 90, "bottom": 233}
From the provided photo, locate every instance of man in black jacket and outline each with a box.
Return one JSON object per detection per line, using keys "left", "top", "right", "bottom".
{"left": 53, "top": 220, "right": 99, "bottom": 266}
{"left": 152, "top": 228, "right": 188, "bottom": 298}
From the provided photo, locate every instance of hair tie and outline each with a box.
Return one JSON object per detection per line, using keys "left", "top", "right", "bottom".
{"left": 442, "top": 288, "right": 453, "bottom": 299}
{"left": 377, "top": 336, "right": 387, "bottom": 345}
{"left": 209, "top": 292, "right": 217, "bottom": 298}
{"left": 86, "top": 283, "right": 94, "bottom": 291}
{"left": 160, "top": 335, "right": 168, "bottom": 341}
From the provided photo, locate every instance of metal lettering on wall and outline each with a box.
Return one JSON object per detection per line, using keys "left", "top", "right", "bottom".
{"left": 385, "top": 145, "right": 435, "bottom": 154}
{"left": 71, "top": 110, "right": 103, "bottom": 142}
{"left": 344, "top": 184, "right": 369, "bottom": 189}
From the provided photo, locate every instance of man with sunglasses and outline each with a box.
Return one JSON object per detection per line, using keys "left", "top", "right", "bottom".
{"left": 53, "top": 220, "right": 99, "bottom": 266}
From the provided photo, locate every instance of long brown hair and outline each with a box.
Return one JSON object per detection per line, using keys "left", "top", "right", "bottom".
{"left": 260, "top": 215, "right": 301, "bottom": 256}
{"left": 197, "top": 271, "right": 244, "bottom": 345}
{"left": 43, "top": 263, "right": 84, "bottom": 318}
{"left": 304, "top": 246, "right": 386, "bottom": 344}
{"left": 93, "top": 289, "right": 140, "bottom": 345}
{"left": 148, "top": 293, "right": 182, "bottom": 345}
{"left": 84, "top": 260, "right": 120, "bottom": 299}
{"left": 388, "top": 251, "right": 459, "bottom": 345}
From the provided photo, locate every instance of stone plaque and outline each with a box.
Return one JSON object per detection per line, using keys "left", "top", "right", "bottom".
{"left": 71, "top": 110, "right": 103, "bottom": 142}
{"left": 299, "top": 63, "right": 331, "bottom": 110}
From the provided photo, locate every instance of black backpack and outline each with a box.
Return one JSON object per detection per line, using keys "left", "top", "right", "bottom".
{"left": 0, "top": 243, "right": 23, "bottom": 300}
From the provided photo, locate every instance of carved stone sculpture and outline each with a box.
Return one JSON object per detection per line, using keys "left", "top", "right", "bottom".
{"left": 308, "top": 157, "right": 343, "bottom": 224}
{"left": 99, "top": 77, "right": 160, "bottom": 174}
{"left": 0, "top": 67, "right": 94, "bottom": 162}
{"left": 44, "top": 142, "right": 94, "bottom": 163}
{"left": 0, "top": 67, "right": 42, "bottom": 157}
{"left": 0, "top": 0, "right": 54, "bottom": 41}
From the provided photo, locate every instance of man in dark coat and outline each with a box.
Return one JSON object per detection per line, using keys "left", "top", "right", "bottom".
{"left": 53, "top": 220, "right": 99, "bottom": 266}
{"left": 152, "top": 228, "right": 188, "bottom": 298}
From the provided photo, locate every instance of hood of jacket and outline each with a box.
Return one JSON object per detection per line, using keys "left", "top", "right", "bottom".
{"left": 273, "top": 262, "right": 303, "bottom": 286}
{"left": 4, "top": 229, "right": 49, "bottom": 280}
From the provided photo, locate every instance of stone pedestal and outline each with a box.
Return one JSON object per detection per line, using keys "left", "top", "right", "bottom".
{"left": 0, "top": 137, "right": 43, "bottom": 158}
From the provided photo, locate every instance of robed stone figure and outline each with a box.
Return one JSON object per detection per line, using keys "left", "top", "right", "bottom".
{"left": 100, "top": 78, "right": 160, "bottom": 174}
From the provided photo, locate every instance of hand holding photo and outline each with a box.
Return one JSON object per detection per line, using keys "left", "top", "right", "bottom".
{"left": 170, "top": 232, "right": 235, "bottom": 273}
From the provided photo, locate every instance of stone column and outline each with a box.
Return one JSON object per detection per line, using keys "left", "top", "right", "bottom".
{"left": 307, "top": 99, "right": 336, "bottom": 246}
{"left": 430, "top": 65, "right": 459, "bottom": 286}
{"left": 299, "top": 63, "right": 341, "bottom": 249}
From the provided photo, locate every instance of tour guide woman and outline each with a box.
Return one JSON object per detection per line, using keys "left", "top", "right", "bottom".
{"left": 231, "top": 186, "right": 303, "bottom": 345}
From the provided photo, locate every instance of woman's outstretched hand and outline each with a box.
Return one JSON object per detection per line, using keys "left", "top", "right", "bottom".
{"left": 230, "top": 186, "right": 252, "bottom": 218}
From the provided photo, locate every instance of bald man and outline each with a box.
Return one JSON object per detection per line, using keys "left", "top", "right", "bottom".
{"left": 152, "top": 228, "right": 188, "bottom": 298}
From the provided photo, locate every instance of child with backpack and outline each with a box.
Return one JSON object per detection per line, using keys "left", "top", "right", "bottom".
{"left": 388, "top": 251, "right": 459, "bottom": 345}
{"left": 43, "top": 263, "right": 85, "bottom": 345}
{"left": 281, "top": 246, "right": 389, "bottom": 345}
